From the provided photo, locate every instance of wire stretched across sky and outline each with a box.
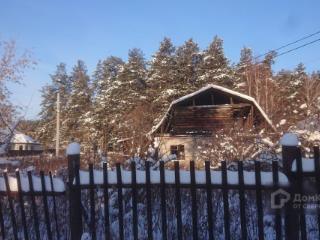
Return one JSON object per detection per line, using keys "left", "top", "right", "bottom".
{"left": 255, "top": 29, "right": 320, "bottom": 60}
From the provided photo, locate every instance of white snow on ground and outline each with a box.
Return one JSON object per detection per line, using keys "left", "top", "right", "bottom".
{"left": 0, "top": 174, "right": 65, "bottom": 192}
{"left": 0, "top": 158, "right": 20, "bottom": 166}
{"left": 280, "top": 133, "right": 299, "bottom": 146}
{"left": 66, "top": 142, "right": 81, "bottom": 155}
{"left": 77, "top": 169, "right": 289, "bottom": 186}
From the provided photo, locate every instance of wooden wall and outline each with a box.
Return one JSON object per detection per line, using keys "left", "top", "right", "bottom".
{"left": 167, "top": 104, "right": 252, "bottom": 134}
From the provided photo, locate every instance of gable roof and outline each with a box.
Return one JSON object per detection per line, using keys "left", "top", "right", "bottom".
{"left": 11, "top": 132, "right": 39, "bottom": 144}
{"left": 150, "top": 84, "right": 276, "bottom": 135}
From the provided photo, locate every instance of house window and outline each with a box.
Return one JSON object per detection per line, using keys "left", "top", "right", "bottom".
{"left": 107, "top": 143, "right": 114, "bottom": 152}
{"left": 170, "top": 145, "right": 185, "bottom": 160}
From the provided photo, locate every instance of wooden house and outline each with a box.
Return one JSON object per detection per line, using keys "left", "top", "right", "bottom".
{"left": 150, "top": 85, "right": 276, "bottom": 161}
{"left": 9, "top": 132, "right": 42, "bottom": 152}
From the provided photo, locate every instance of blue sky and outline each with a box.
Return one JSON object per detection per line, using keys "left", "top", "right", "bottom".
{"left": 1, "top": 0, "right": 320, "bottom": 119}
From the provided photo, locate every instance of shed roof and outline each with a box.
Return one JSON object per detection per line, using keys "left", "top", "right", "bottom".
{"left": 11, "top": 132, "right": 39, "bottom": 144}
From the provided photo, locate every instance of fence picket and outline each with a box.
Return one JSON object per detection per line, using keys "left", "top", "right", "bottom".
{"left": 174, "top": 161, "right": 183, "bottom": 240}
{"left": 49, "top": 171, "right": 60, "bottom": 240}
{"left": 89, "top": 164, "right": 96, "bottom": 240}
{"left": 238, "top": 161, "right": 247, "bottom": 240}
{"left": 116, "top": 163, "right": 124, "bottom": 240}
{"left": 69, "top": 153, "right": 83, "bottom": 239}
{"left": 3, "top": 171, "right": 18, "bottom": 240}
{"left": 296, "top": 149, "right": 307, "bottom": 240}
{"left": 254, "top": 161, "right": 264, "bottom": 240}
{"left": 145, "top": 161, "right": 153, "bottom": 240}
{"left": 131, "top": 161, "right": 138, "bottom": 240}
{"left": 103, "top": 162, "right": 110, "bottom": 240}
{"left": 160, "top": 161, "right": 167, "bottom": 240}
{"left": 0, "top": 197, "right": 5, "bottom": 240}
{"left": 221, "top": 161, "right": 230, "bottom": 240}
{"left": 27, "top": 171, "right": 40, "bottom": 240}
{"left": 272, "top": 161, "right": 281, "bottom": 240}
{"left": 205, "top": 161, "right": 214, "bottom": 240}
{"left": 314, "top": 146, "right": 320, "bottom": 239}
{"left": 40, "top": 171, "right": 52, "bottom": 240}
{"left": 190, "top": 161, "right": 198, "bottom": 240}
{"left": 16, "top": 170, "right": 29, "bottom": 240}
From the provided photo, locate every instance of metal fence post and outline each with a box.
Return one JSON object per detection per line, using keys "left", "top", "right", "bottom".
{"left": 67, "top": 142, "right": 83, "bottom": 240}
{"left": 281, "top": 133, "right": 299, "bottom": 240}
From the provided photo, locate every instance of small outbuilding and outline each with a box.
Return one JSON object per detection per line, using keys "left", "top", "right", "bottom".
{"left": 9, "top": 132, "right": 42, "bottom": 152}
{"left": 150, "top": 85, "right": 275, "bottom": 161}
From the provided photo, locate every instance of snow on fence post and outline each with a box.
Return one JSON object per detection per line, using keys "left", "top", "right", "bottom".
{"left": 67, "top": 142, "right": 83, "bottom": 240}
{"left": 281, "top": 133, "right": 299, "bottom": 174}
{"left": 280, "top": 133, "right": 300, "bottom": 240}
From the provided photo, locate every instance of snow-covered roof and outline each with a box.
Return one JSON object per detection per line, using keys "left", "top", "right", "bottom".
{"left": 150, "top": 84, "right": 276, "bottom": 135}
{"left": 10, "top": 132, "right": 39, "bottom": 144}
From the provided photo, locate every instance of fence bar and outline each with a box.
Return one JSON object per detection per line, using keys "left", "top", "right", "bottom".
{"left": 49, "top": 172, "right": 60, "bottom": 240}
{"left": 205, "top": 161, "right": 214, "bottom": 240}
{"left": 174, "top": 161, "right": 183, "bottom": 240}
{"left": 314, "top": 146, "right": 320, "bottom": 239}
{"left": 160, "top": 161, "right": 167, "bottom": 240}
{"left": 254, "top": 161, "right": 264, "bottom": 240}
{"left": 296, "top": 149, "right": 307, "bottom": 240}
{"left": 103, "top": 162, "right": 110, "bottom": 240}
{"left": 3, "top": 172, "right": 18, "bottom": 240}
{"left": 238, "top": 161, "right": 247, "bottom": 240}
{"left": 145, "top": 161, "right": 153, "bottom": 240}
{"left": 283, "top": 144, "right": 299, "bottom": 240}
{"left": 27, "top": 171, "right": 41, "bottom": 240}
{"left": 68, "top": 152, "right": 83, "bottom": 240}
{"left": 131, "top": 161, "right": 138, "bottom": 240}
{"left": 16, "top": 170, "right": 29, "bottom": 240}
{"left": 221, "top": 161, "right": 230, "bottom": 240}
{"left": 272, "top": 161, "right": 281, "bottom": 240}
{"left": 190, "top": 161, "right": 198, "bottom": 240}
{"left": 40, "top": 171, "right": 52, "bottom": 240}
{"left": 0, "top": 196, "right": 5, "bottom": 239}
{"left": 89, "top": 164, "right": 96, "bottom": 240}
{"left": 116, "top": 163, "right": 124, "bottom": 240}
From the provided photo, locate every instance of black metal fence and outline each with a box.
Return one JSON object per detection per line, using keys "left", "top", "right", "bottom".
{"left": 0, "top": 144, "right": 319, "bottom": 239}
{"left": 0, "top": 170, "right": 67, "bottom": 239}
{"left": 67, "top": 145, "right": 320, "bottom": 240}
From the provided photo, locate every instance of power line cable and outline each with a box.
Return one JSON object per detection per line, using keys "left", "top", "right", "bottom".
{"left": 274, "top": 37, "right": 320, "bottom": 59}
{"left": 239, "top": 35, "right": 320, "bottom": 67}
{"left": 255, "top": 29, "right": 320, "bottom": 60}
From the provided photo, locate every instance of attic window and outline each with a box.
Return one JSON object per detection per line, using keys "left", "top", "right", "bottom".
{"left": 170, "top": 145, "right": 185, "bottom": 160}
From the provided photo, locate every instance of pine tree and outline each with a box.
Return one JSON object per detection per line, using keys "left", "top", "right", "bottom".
{"left": 37, "top": 63, "right": 70, "bottom": 148}
{"left": 91, "top": 56, "right": 125, "bottom": 150}
{"left": 108, "top": 48, "right": 148, "bottom": 138}
{"left": 147, "top": 37, "right": 178, "bottom": 115}
{"left": 235, "top": 47, "right": 254, "bottom": 93}
{"left": 65, "top": 60, "right": 92, "bottom": 145}
{"left": 175, "top": 38, "right": 201, "bottom": 92}
{"left": 198, "top": 36, "right": 233, "bottom": 87}
{"left": 148, "top": 37, "right": 176, "bottom": 88}
{"left": 276, "top": 63, "right": 307, "bottom": 126}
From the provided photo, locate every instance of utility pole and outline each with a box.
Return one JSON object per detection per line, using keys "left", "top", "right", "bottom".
{"left": 55, "top": 91, "right": 60, "bottom": 157}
